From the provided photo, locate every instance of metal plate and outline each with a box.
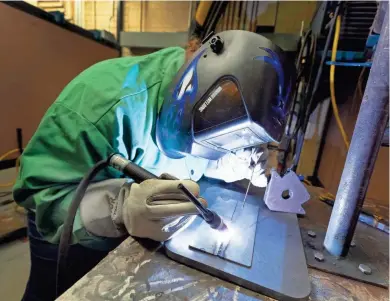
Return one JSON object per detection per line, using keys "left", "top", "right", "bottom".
{"left": 300, "top": 198, "right": 389, "bottom": 288}
{"left": 165, "top": 179, "right": 311, "bottom": 301}
{"left": 189, "top": 198, "right": 259, "bottom": 267}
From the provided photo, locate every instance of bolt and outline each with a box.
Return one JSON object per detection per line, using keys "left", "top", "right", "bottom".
{"left": 308, "top": 230, "right": 316, "bottom": 238}
{"left": 359, "top": 264, "right": 372, "bottom": 275}
{"left": 314, "top": 251, "right": 324, "bottom": 262}
{"left": 209, "top": 35, "right": 224, "bottom": 54}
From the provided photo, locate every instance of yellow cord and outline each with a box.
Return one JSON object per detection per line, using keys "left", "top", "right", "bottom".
{"left": 319, "top": 192, "right": 336, "bottom": 201}
{"left": 330, "top": 16, "right": 350, "bottom": 150}
{"left": 0, "top": 148, "right": 21, "bottom": 188}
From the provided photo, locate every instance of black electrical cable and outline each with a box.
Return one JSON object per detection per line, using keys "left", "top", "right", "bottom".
{"left": 204, "top": 1, "right": 229, "bottom": 38}
{"left": 287, "top": 28, "right": 315, "bottom": 133}
{"left": 291, "top": 3, "right": 342, "bottom": 170}
{"left": 301, "top": 3, "right": 341, "bottom": 134}
{"left": 295, "top": 29, "right": 312, "bottom": 70}
{"left": 279, "top": 30, "right": 314, "bottom": 171}
{"left": 304, "top": 34, "right": 318, "bottom": 104}
{"left": 56, "top": 159, "right": 108, "bottom": 297}
{"left": 202, "top": 2, "right": 218, "bottom": 39}
{"left": 295, "top": 33, "right": 318, "bottom": 133}
{"left": 287, "top": 30, "right": 316, "bottom": 138}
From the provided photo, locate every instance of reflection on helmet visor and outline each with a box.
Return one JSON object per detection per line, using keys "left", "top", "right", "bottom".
{"left": 193, "top": 80, "right": 247, "bottom": 133}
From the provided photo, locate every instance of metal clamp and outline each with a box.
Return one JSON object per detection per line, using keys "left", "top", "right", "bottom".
{"left": 264, "top": 170, "right": 310, "bottom": 214}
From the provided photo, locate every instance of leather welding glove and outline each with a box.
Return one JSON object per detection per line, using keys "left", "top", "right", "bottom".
{"left": 80, "top": 175, "right": 206, "bottom": 242}
{"left": 203, "top": 146, "right": 268, "bottom": 187}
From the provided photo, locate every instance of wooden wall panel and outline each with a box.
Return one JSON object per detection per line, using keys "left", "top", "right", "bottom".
{"left": 83, "top": 1, "right": 190, "bottom": 35}
{"left": 0, "top": 3, "right": 119, "bottom": 156}
{"left": 143, "top": 1, "right": 190, "bottom": 32}
{"left": 275, "top": 1, "right": 318, "bottom": 33}
{"left": 318, "top": 80, "right": 389, "bottom": 206}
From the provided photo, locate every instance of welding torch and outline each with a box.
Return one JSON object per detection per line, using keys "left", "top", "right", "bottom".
{"left": 109, "top": 154, "right": 227, "bottom": 231}
{"left": 57, "top": 154, "right": 227, "bottom": 296}
{"left": 177, "top": 183, "right": 227, "bottom": 231}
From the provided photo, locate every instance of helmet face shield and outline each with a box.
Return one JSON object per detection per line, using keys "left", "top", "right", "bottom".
{"left": 156, "top": 50, "right": 205, "bottom": 159}
{"left": 192, "top": 79, "right": 263, "bottom": 151}
{"left": 193, "top": 79, "right": 246, "bottom": 133}
{"left": 156, "top": 30, "right": 295, "bottom": 160}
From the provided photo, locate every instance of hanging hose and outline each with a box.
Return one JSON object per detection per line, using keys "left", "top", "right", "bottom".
{"left": 0, "top": 149, "right": 21, "bottom": 187}
{"left": 55, "top": 154, "right": 158, "bottom": 297}
{"left": 330, "top": 15, "right": 350, "bottom": 150}
{"left": 56, "top": 159, "right": 109, "bottom": 297}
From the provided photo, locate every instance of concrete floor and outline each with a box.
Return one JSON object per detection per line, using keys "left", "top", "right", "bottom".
{"left": 0, "top": 240, "right": 30, "bottom": 301}
{"left": 0, "top": 167, "right": 30, "bottom": 301}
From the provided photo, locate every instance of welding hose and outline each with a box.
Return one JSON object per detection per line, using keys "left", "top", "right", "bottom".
{"left": 56, "top": 155, "right": 158, "bottom": 296}
{"left": 55, "top": 154, "right": 203, "bottom": 296}
{"left": 56, "top": 159, "right": 109, "bottom": 297}
{"left": 330, "top": 15, "right": 350, "bottom": 150}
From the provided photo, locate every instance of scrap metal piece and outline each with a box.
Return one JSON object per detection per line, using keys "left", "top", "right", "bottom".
{"left": 359, "top": 264, "right": 372, "bottom": 275}
{"left": 189, "top": 198, "right": 259, "bottom": 267}
{"left": 308, "top": 230, "right": 317, "bottom": 238}
{"left": 264, "top": 170, "right": 310, "bottom": 214}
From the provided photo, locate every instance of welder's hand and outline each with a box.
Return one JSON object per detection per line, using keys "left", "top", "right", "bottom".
{"left": 121, "top": 178, "right": 206, "bottom": 242}
{"left": 204, "top": 146, "right": 268, "bottom": 187}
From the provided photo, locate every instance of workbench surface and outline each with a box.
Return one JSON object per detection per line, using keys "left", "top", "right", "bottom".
{"left": 58, "top": 186, "right": 388, "bottom": 301}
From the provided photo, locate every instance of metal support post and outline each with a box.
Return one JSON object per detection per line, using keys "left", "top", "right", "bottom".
{"left": 324, "top": 4, "right": 389, "bottom": 257}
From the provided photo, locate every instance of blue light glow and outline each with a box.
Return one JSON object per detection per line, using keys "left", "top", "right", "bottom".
{"left": 255, "top": 48, "right": 292, "bottom": 120}
{"left": 160, "top": 50, "right": 206, "bottom": 142}
{"left": 113, "top": 64, "right": 148, "bottom": 161}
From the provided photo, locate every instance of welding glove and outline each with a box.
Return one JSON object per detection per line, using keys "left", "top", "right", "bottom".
{"left": 203, "top": 147, "right": 268, "bottom": 187}
{"left": 80, "top": 175, "right": 206, "bottom": 242}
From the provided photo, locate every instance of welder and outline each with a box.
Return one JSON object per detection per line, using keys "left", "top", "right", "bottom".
{"left": 13, "top": 30, "right": 294, "bottom": 300}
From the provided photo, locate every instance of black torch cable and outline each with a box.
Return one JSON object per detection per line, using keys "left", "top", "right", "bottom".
{"left": 56, "top": 159, "right": 109, "bottom": 297}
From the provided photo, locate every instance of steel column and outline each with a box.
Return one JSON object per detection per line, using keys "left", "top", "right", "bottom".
{"left": 324, "top": 4, "right": 389, "bottom": 257}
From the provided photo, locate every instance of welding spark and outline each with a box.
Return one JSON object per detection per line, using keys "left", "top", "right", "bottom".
{"left": 216, "top": 228, "right": 232, "bottom": 245}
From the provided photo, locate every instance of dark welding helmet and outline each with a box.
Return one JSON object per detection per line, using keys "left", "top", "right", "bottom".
{"left": 156, "top": 30, "right": 295, "bottom": 160}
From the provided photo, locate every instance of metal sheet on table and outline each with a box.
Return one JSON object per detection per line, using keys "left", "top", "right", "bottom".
{"left": 165, "top": 179, "right": 311, "bottom": 301}
{"left": 189, "top": 198, "right": 259, "bottom": 267}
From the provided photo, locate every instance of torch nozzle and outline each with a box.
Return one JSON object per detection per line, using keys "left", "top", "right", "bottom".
{"left": 177, "top": 183, "right": 227, "bottom": 231}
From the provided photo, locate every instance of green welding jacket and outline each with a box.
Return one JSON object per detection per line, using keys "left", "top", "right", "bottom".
{"left": 13, "top": 47, "right": 209, "bottom": 250}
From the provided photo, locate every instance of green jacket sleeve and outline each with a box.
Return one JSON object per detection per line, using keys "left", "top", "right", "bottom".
{"left": 13, "top": 47, "right": 187, "bottom": 249}
{"left": 13, "top": 102, "right": 121, "bottom": 248}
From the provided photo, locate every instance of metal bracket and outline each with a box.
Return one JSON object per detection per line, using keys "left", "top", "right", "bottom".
{"left": 264, "top": 170, "right": 310, "bottom": 214}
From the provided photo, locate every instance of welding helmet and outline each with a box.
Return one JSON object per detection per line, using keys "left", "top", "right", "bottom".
{"left": 156, "top": 30, "right": 295, "bottom": 160}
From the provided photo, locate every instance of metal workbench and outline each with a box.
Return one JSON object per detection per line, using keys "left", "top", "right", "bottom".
{"left": 58, "top": 186, "right": 388, "bottom": 301}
